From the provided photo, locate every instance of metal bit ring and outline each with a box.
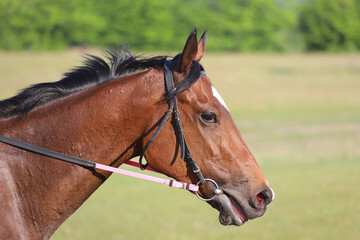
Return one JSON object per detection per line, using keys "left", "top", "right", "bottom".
{"left": 196, "top": 178, "right": 223, "bottom": 202}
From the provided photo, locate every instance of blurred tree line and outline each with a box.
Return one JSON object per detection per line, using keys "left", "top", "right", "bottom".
{"left": 0, "top": 0, "right": 359, "bottom": 52}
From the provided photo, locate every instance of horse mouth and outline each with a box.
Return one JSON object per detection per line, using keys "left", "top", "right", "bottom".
{"left": 214, "top": 192, "right": 248, "bottom": 226}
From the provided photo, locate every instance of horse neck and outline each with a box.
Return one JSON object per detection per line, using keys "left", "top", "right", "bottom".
{"left": 0, "top": 68, "right": 165, "bottom": 238}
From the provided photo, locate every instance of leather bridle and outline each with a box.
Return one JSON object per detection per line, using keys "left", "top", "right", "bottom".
{"left": 139, "top": 60, "right": 206, "bottom": 181}
{"left": 139, "top": 59, "right": 223, "bottom": 201}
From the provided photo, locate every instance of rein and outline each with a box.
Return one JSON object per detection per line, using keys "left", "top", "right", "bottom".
{"left": 0, "top": 59, "right": 223, "bottom": 201}
{"left": 0, "top": 134, "right": 198, "bottom": 192}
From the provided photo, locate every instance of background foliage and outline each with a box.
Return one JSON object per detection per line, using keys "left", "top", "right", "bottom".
{"left": 0, "top": 0, "right": 359, "bottom": 51}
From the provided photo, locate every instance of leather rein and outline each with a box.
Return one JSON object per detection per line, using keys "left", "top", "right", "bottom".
{"left": 0, "top": 59, "right": 223, "bottom": 201}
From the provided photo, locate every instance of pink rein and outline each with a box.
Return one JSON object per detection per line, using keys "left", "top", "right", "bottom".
{"left": 95, "top": 161, "right": 199, "bottom": 192}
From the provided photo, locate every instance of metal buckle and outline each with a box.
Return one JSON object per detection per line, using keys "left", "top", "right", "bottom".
{"left": 195, "top": 178, "right": 223, "bottom": 202}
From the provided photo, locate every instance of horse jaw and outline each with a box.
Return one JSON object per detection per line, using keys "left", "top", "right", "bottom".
{"left": 211, "top": 194, "right": 246, "bottom": 226}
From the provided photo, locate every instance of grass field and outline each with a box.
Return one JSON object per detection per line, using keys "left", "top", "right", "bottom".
{"left": 1, "top": 50, "right": 359, "bottom": 240}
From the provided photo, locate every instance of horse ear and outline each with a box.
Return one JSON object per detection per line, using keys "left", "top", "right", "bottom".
{"left": 179, "top": 28, "right": 198, "bottom": 73}
{"left": 194, "top": 30, "right": 207, "bottom": 62}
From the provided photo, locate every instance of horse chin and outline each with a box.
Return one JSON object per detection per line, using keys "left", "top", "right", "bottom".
{"left": 212, "top": 194, "right": 248, "bottom": 226}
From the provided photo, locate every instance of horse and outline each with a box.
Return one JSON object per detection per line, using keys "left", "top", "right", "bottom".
{"left": 0, "top": 29, "right": 274, "bottom": 239}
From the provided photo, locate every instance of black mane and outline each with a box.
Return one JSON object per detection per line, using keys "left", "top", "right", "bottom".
{"left": 0, "top": 46, "right": 167, "bottom": 119}
{"left": 0, "top": 46, "right": 203, "bottom": 120}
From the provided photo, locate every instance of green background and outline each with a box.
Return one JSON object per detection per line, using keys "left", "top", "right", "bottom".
{"left": 1, "top": 0, "right": 360, "bottom": 52}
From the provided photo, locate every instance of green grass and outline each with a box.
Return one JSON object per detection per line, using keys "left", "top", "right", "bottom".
{"left": 1, "top": 51, "right": 359, "bottom": 240}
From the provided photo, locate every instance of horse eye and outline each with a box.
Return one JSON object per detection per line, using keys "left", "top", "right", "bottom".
{"left": 201, "top": 113, "right": 218, "bottom": 123}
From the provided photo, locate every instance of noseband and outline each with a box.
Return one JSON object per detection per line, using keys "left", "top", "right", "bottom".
{"left": 139, "top": 59, "right": 223, "bottom": 201}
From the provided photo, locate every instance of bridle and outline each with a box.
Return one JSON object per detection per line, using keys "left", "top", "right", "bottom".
{"left": 139, "top": 59, "right": 223, "bottom": 201}
{"left": 0, "top": 59, "right": 223, "bottom": 201}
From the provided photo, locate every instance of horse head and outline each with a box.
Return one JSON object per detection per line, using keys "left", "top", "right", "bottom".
{"left": 142, "top": 29, "right": 274, "bottom": 226}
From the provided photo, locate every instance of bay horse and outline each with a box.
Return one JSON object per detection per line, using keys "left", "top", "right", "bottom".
{"left": 0, "top": 29, "right": 274, "bottom": 239}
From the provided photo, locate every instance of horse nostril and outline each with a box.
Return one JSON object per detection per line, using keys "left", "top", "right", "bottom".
{"left": 255, "top": 192, "right": 266, "bottom": 210}
{"left": 254, "top": 188, "right": 273, "bottom": 210}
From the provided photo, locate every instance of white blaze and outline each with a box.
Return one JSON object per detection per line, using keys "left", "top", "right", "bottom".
{"left": 211, "top": 86, "right": 229, "bottom": 112}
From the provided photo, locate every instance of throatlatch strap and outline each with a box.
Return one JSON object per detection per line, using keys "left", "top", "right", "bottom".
{"left": 138, "top": 105, "right": 173, "bottom": 169}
